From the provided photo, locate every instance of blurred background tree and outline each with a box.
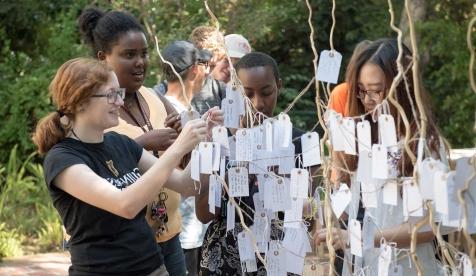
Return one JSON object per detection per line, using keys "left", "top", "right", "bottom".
{"left": 0, "top": 0, "right": 474, "bottom": 257}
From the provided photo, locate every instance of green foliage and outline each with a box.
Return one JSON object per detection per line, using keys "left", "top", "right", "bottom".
{"left": 0, "top": 146, "right": 62, "bottom": 258}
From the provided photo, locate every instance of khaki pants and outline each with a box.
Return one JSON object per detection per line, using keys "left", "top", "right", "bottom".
{"left": 147, "top": 265, "right": 169, "bottom": 276}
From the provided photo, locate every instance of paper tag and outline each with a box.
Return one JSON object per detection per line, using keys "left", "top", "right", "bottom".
{"left": 378, "top": 243, "right": 392, "bottom": 276}
{"left": 330, "top": 183, "right": 352, "bottom": 218}
{"left": 418, "top": 158, "right": 445, "bottom": 200}
{"left": 264, "top": 177, "right": 292, "bottom": 212}
{"left": 434, "top": 170, "right": 449, "bottom": 215}
{"left": 316, "top": 50, "right": 342, "bottom": 84}
{"left": 212, "top": 143, "right": 221, "bottom": 172}
{"left": 372, "top": 144, "right": 388, "bottom": 179}
{"left": 442, "top": 171, "right": 462, "bottom": 227}
{"left": 228, "top": 167, "right": 249, "bottom": 197}
{"left": 463, "top": 254, "right": 474, "bottom": 276}
{"left": 329, "top": 112, "right": 346, "bottom": 151}
{"left": 226, "top": 200, "right": 235, "bottom": 232}
{"left": 402, "top": 179, "right": 424, "bottom": 218}
{"left": 348, "top": 177, "right": 361, "bottom": 220}
{"left": 219, "top": 156, "right": 226, "bottom": 178}
{"left": 361, "top": 179, "right": 378, "bottom": 208}
{"left": 263, "top": 118, "right": 274, "bottom": 152}
{"left": 235, "top": 129, "right": 253, "bottom": 161}
{"left": 357, "top": 120, "right": 372, "bottom": 156}
{"left": 212, "top": 126, "right": 230, "bottom": 150}
{"left": 226, "top": 84, "right": 245, "bottom": 115}
{"left": 222, "top": 98, "right": 240, "bottom": 129}
{"left": 278, "top": 144, "right": 295, "bottom": 175}
{"left": 383, "top": 180, "right": 398, "bottom": 206}
{"left": 199, "top": 142, "right": 213, "bottom": 174}
{"left": 388, "top": 264, "right": 403, "bottom": 276}
{"left": 249, "top": 148, "right": 268, "bottom": 174}
{"left": 180, "top": 110, "right": 200, "bottom": 127}
{"left": 378, "top": 114, "right": 397, "bottom": 147}
{"left": 278, "top": 113, "right": 293, "bottom": 148}
{"left": 301, "top": 132, "right": 321, "bottom": 167}
{"left": 356, "top": 150, "right": 372, "bottom": 183}
{"left": 208, "top": 175, "right": 216, "bottom": 214}
{"left": 191, "top": 149, "right": 200, "bottom": 181}
{"left": 237, "top": 231, "right": 255, "bottom": 261}
{"left": 228, "top": 136, "right": 236, "bottom": 160}
{"left": 252, "top": 214, "right": 270, "bottom": 244}
{"left": 284, "top": 197, "right": 304, "bottom": 228}
{"left": 243, "top": 259, "right": 258, "bottom": 273}
{"left": 349, "top": 219, "right": 363, "bottom": 257}
{"left": 342, "top": 117, "right": 357, "bottom": 155}
{"left": 257, "top": 173, "right": 270, "bottom": 201}
{"left": 362, "top": 214, "right": 377, "bottom": 250}
{"left": 267, "top": 240, "right": 286, "bottom": 276}
{"left": 314, "top": 188, "right": 324, "bottom": 225}
{"left": 214, "top": 175, "right": 222, "bottom": 207}
{"left": 290, "top": 168, "right": 310, "bottom": 198}
{"left": 282, "top": 226, "right": 310, "bottom": 257}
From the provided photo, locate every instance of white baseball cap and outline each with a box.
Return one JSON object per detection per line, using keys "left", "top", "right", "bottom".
{"left": 225, "top": 34, "right": 251, "bottom": 58}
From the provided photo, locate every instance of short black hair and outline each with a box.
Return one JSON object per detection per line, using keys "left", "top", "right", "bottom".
{"left": 78, "top": 7, "right": 146, "bottom": 56}
{"left": 235, "top": 52, "right": 280, "bottom": 82}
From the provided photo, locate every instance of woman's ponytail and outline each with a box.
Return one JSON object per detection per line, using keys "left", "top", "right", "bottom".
{"left": 32, "top": 112, "right": 68, "bottom": 154}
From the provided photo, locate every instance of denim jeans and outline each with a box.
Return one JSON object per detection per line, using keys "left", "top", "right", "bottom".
{"left": 158, "top": 234, "right": 186, "bottom": 276}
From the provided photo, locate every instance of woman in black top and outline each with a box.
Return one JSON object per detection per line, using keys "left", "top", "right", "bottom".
{"left": 32, "top": 58, "right": 222, "bottom": 275}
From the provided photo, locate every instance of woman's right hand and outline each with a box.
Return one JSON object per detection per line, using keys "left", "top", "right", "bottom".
{"left": 171, "top": 118, "right": 207, "bottom": 156}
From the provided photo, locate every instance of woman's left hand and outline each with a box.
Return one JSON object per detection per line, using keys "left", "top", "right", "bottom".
{"left": 202, "top": 106, "right": 224, "bottom": 138}
{"left": 165, "top": 112, "right": 182, "bottom": 133}
{"left": 313, "top": 227, "right": 348, "bottom": 250}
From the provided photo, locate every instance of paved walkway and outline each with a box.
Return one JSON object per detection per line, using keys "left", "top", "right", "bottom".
{"left": 0, "top": 252, "right": 70, "bottom": 276}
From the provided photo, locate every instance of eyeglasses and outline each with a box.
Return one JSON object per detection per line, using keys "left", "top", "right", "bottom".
{"left": 91, "top": 88, "right": 126, "bottom": 104}
{"left": 197, "top": 61, "right": 209, "bottom": 69}
{"left": 357, "top": 87, "right": 384, "bottom": 101}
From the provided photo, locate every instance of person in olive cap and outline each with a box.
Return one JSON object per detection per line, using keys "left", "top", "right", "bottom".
{"left": 162, "top": 40, "right": 212, "bottom": 276}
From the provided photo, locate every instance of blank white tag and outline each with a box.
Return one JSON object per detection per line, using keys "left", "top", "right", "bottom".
{"left": 237, "top": 231, "right": 255, "bottom": 261}
{"left": 372, "top": 144, "right": 388, "bottom": 179}
{"left": 342, "top": 118, "right": 356, "bottom": 155}
{"left": 264, "top": 177, "right": 292, "bottom": 212}
{"left": 228, "top": 136, "right": 236, "bottom": 160}
{"left": 208, "top": 175, "right": 216, "bottom": 214}
{"left": 316, "top": 50, "right": 342, "bottom": 84}
{"left": 263, "top": 119, "right": 274, "bottom": 152}
{"left": 228, "top": 167, "right": 249, "bottom": 197}
{"left": 191, "top": 149, "right": 200, "bottom": 181}
{"left": 434, "top": 170, "right": 449, "bottom": 215}
{"left": 388, "top": 264, "right": 403, "bottom": 276}
{"left": 222, "top": 98, "right": 240, "bottom": 129}
{"left": 212, "top": 143, "right": 221, "bottom": 172}
{"left": 226, "top": 84, "right": 245, "bottom": 115}
{"left": 267, "top": 240, "right": 286, "bottom": 276}
{"left": 329, "top": 112, "right": 346, "bottom": 151}
{"left": 226, "top": 200, "right": 235, "bottom": 232}
{"left": 402, "top": 179, "right": 423, "bottom": 217}
{"left": 290, "top": 168, "right": 310, "bottom": 198}
{"left": 235, "top": 129, "right": 253, "bottom": 161}
{"left": 199, "top": 142, "right": 213, "bottom": 174}
{"left": 383, "top": 180, "right": 398, "bottom": 206}
{"left": 212, "top": 126, "right": 229, "bottom": 150}
{"left": 361, "top": 179, "right": 378, "bottom": 209}
{"left": 362, "top": 214, "right": 377, "bottom": 250}
{"left": 250, "top": 148, "right": 268, "bottom": 174}
{"left": 284, "top": 197, "right": 304, "bottom": 228}
{"left": 330, "top": 183, "right": 352, "bottom": 219}
{"left": 285, "top": 249, "right": 305, "bottom": 275}
{"left": 442, "top": 171, "right": 462, "bottom": 227}
{"left": 219, "top": 156, "right": 226, "bottom": 178}
{"left": 378, "top": 243, "right": 392, "bottom": 276}
{"left": 314, "top": 189, "right": 324, "bottom": 225}
{"left": 357, "top": 120, "right": 371, "bottom": 154}
{"left": 348, "top": 177, "right": 361, "bottom": 220}
{"left": 301, "top": 132, "right": 321, "bottom": 167}
{"left": 278, "top": 113, "right": 293, "bottom": 148}
{"left": 349, "top": 219, "right": 363, "bottom": 257}
{"left": 278, "top": 144, "right": 295, "bottom": 174}
{"left": 257, "top": 173, "right": 270, "bottom": 201}
{"left": 418, "top": 158, "right": 446, "bottom": 200}
{"left": 378, "top": 114, "right": 397, "bottom": 147}
{"left": 356, "top": 150, "right": 372, "bottom": 184}
{"left": 463, "top": 254, "right": 474, "bottom": 276}
{"left": 180, "top": 110, "right": 200, "bottom": 127}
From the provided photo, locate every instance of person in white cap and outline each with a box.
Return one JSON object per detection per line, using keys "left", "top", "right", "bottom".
{"left": 224, "top": 33, "right": 252, "bottom": 66}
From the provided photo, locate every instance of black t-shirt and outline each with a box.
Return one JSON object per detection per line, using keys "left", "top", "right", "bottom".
{"left": 43, "top": 132, "right": 162, "bottom": 276}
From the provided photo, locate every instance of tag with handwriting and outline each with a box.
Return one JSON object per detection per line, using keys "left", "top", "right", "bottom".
{"left": 316, "top": 50, "right": 342, "bottom": 84}
{"left": 357, "top": 120, "right": 371, "bottom": 154}
{"left": 237, "top": 231, "right": 255, "bottom": 261}
{"left": 191, "top": 149, "right": 200, "bottom": 181}
{"left": 278, "top": 144, "right": 295, "bottom": 174}
{"left": 301, "top": 132, "right": 321, "bottom": 167}
{"left": 199, "top": 142, "right": 213, "bottom": 174}
{"left": 372, "top": 144, "right": 388, "bottom": 179}
{"left": 222, "top": 98, "right": 240, "bottom": 129}
{"left": 290, "top": 168, "right": 310, "bottom": 198}
{"left": 226, "top": 200, "right": 235, "bottom": 232}
{"left": 228, "top": 136, "right": 236, "bottom": 160}
{"left": 264, "top": 177, "right": 292, "bottom": 212}
{"left": 378, "top": 114, "right": 397, "bottom": 147}
{"left": 284, "top": 197, "right": 304, "bottom": 228}
{"left": 235, "top": 129, "right": 253, "bottom": 161}
{"left": 228, "top": 167, "right": 249, "bottom": 197}
{"left": 226, "top": 84, "right": 245, "bottom": 115}
{"left": 267, "top": 240, "right": 286, "bottom": 276}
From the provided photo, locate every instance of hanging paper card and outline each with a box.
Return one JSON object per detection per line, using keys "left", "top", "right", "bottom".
{"left": 371, "top": 144, "right": 388, "bottom": 179}
{"left": 228, "top": 136, "right": 236, "bottom": 160}
{"left": 278, "top": 143, "right": 295, "bottom": 175}
{"left": 235, "top": 129, "right": 253, "bottom": 161}
{"left": 402, "top": 179, "right": 424, "bottom": 218}
{"left": 347, "top": 177, "right": 361, "bottom": 220}
{"left": 267, "top": 240, "right": 286, "bottom": 276}
{"left": 264, "top": 177, "right": 292, "bottom": 212}
{"left": 222, "top": 98, "right": 240, "bottom": 129}
{"left": 284, "top": 197, "right": 304, "bottom": 228}
{"left": 214, "top": 175, "right": 222, "bottom": 207}
{"left": 349, "top": 219, "right": 363, "bottom": 257}
{"left": 434, "top": 170, "right": 449, "bottom": 215}
{"left": 342, "top": 117, "right": 357, "bottom": 155}
{"left": 208, "top": 175, "right": 216, "bottom": 214}
{"left": 226, "top": 84, "right": 245, "bottom": 115}
{"left": 383, "top": 180, "right": 398, "bottom": 206}
{"left": 442, "top": 171, "right": 462, "bottom": 228}
{"left": 199, "top": 142, "right": 213, "bottom": 174}
{"left": 356, "top": 150, "right": 372, "bottom": 184}
{"left": 290, "top": 168, "right": 310, "bottom": 198}
{"left": 212, "top": 143, "right": 221, "bottom": 172}
{"left": 357, "top": 120, "right": 371, "bottom": 154}
{"left": 462, "top": 254, "right": 474, "bottom": 276}
{"left": 237, "top": 231, "right": 255, "bottom": 261}
{"left": 212, "top": 126, "right": 230, "bottom": 150}
{"left": 329, "top": 112, "right": 346, "bottom": 151}
{"left": 388, "top": 264, "right": 403, "bottom": 276}
{"left": 378, "top": 114, "right": 397, "bottom": 147}
{"left": 228, "top": 167, "right": 249, "bottom": 197}
{"left": 191, "top": 149, "right": 200, "bottom": 181}
{"left": 180, "top": 110, "right": 200, "bottom": 127}
{"left": 285, "top": 250, "right": 305, "bottom": 275}
{"left": 362, "top": 214, "right": 377, "bottom": 250}
{"left": 278, "top": 113, "right": 293, "bottom": 148}
{"left": 316, "top": 50, "right": 342, "bottom": 84}
{"left": 301, "top": 132, "right": 321, "bottom": 167}
{"left": 219, "top": 156, "right": 226, "bottom": 178}
{"left": 378, "top": 243, "right": 392, "bottom": 276}
{"left": 226, "top": 200, "right": 235, "bottom": 232}
{"left": 263, "top": 118, "right": 274, "bottom": 152}
{"left": 361, "top": 178, "right": 378, "bottom": 208}
{"left": 418, "top": 158, "right": 447, "bottom": 200}
{"left": 330, "top": 183, "right": 352, "bottom": 219}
